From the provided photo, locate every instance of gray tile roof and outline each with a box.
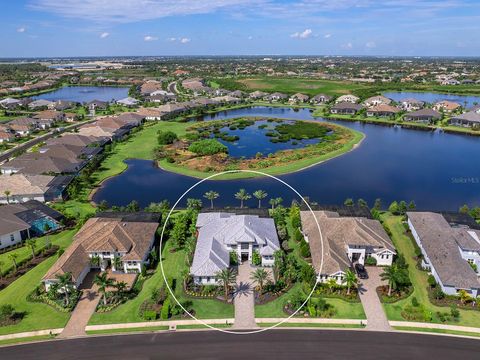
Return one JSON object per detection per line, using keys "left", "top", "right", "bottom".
{"left": 190, "top": 213, "right": 280, "bottom": 277}
{"left": 407, "top": 212, "right": 480, "bottom": 290}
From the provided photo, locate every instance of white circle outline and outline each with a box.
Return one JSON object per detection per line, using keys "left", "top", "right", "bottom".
{"left": 159, "top": 169, "right": 324, "bottom": 334}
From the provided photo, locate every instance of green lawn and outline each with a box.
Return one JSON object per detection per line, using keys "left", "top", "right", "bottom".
{"left": 89, "top": 240, "right": 233, "bottom": 325}
{"left": 381, "top": 214, "right": 480, "bottom": 328}
{"left": 232, "top": 78, "right": 367, "bottom": 96}
{"left": 0, "top": 230, "right": 75, "bottom": 276}
{"left": 0, "top": 230, "right": 75, "bottom": 335}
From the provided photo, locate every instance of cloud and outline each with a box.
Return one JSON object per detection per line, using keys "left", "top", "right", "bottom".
{"left": 144, "top": 35, "right": 158, "bottom": 42}
{"left": 167, "top": 37, "right": 177, "bottom": 42}
{"left": 180, "top": 37, "right": 191, "bottom": 44}
{"left": 341, "top": 42, "right": 353, "bottom": 49}
{"left": 167, "top": 37, "right": 191, "bottom": 43}
{"left": 324, "top": 33, "right": 331, "bottom": 38}
{"left": 290, "top": 29, "right": 313, "bottom": 39}
{"left": 17, "top": 27, "right": 26, "bottom": 33}
{"left": 365, "top": 41, "right": 376, "bottom": 48}
{"left": 29, "top": 0, "right": 264, "bottom": 23}
{"left": 100, "top": 32, "right": 109, "bottom": 38}
{"left": 247, "top": 35, "right": 253, "bottom": 40}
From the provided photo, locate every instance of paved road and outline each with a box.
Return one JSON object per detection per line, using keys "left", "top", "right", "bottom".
{"left": 2, "top": 330, "right": 480, "bottom": 360}
{"left": 232, "top": 263, "right": 257, "bottom": 329}
{"left": 167, "top": 81, "right": 178, "bottom": 94}
{"left": 358, "top": 266, "right": 391, "bottom": 331}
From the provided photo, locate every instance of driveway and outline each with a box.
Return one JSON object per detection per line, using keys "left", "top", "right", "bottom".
{"left": 58, "top": 272, "right": 101, "bottom": 338}
{"left": 357, "top": 266, "right": 391, "bottom": 331}
{"left": 232, "top": 262, "right": 257, "bottom": 330}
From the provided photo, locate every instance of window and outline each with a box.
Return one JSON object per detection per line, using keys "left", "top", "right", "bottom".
{"left": 206, "top": 277, "right": 210, "bottom": 282}
{"left": 10, "top": 234, "right": 14, "bottom": 242}
{"left": 240, "top": 243, "right": 249, "bottom": 250}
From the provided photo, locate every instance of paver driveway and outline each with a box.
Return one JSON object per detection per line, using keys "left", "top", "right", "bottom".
{"left": 358, "top": 266, "right": 391, "bottom": 331}
{"left": 232, "top": 262, "right": 258, "bottom": 330}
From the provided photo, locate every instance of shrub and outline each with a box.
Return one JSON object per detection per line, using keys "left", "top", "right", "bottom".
{"left": 427, "top": 275, "right": 437, "bottom": 288}
{"left": 188, "top": 139, "right": 228, "bottom": 156}
{"left": 230, "top": 251, "right": 239, "bottom": 266}
{"left": 299, "top": 239, "right": 311, "bottom": 258}
{"left": 157, "top": 131, "right": 178, "bottom": 145}
{"left": 411, "top": 297, "right": 419, "bottom": 307}
{"left": 252, "top": 250, "right": 262, "bottom": 266}
{"left": 432, "top": 287, "right": 445, "bottom": 300}
{"left": 0, "top": 304, "right": 15, "bottom": 322}
{"left": 365, "top": 256, "right": 377, "bottom": 266}
{"left": 160, "top": 298, "right": 171, "bottom": 320}
{"left": 450, "top": 304, "right": 460, "bottom": 320}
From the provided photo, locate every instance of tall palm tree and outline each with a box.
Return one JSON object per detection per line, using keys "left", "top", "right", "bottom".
{"left": 343, "top": 269, "right": 358, "bottom": 295}
{"left": 235, "top": 189, "right": 251, "bottom": 208}
{"left": 115, "top": 281, "right": 128, "bottom": 300}
{"left": 269, "top": 197, "right": 283, "bottom": 210}
{"left": 112, "top": 256, "right": 122, "bottom": 272}
{"left": 203, "top": 191, "right": 219, "bottom": 209}
{"left": 216, "top": 268, "right": 236, "bottom": 300}
{"left": 94, "top": 272, "right": 115, "bottom": 306}
{"left": 56, "top": 272, "right": 74, "bottom": 306}
{"left": 253, "top": 190, "right": 268, "bottom": 208}
{"left": 250, "top": 268, "right": 269, "bottom": 292}
{"left": 90, "top": 255, "right": 101, "bottom": 268}
{"left": 26, "top": 238, "right": 37, "bottom": 259}
{"left": 4, "top": 190, "right": 11, "bottom": 204}
{"left": 8, "top": 253, "right": 18, "bottom": 272}
{"left": 381, "top": 265, "right": 400, "bottom": 297}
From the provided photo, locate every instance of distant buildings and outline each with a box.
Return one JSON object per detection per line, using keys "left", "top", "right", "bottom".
{"left": 330, "top": 102, "right": 363, "bottom": 115}
{"left": 403, "top": 109, "right": 441, "bottom": 123}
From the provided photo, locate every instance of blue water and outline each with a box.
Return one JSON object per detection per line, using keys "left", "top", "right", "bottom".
{"left": 382, "top": 91, "right": 480, "bottom": 108}
{"left": 214, "top": 120, "right": 321, "bottom": 158}
{"left": 33, "top": 86, "right": 129, "bottom": 103}
{"left": 30, "top": 218, "right": 60, "bottom": 236}
{"left": 93, "top": 106, "right": 480, "bottom": 211}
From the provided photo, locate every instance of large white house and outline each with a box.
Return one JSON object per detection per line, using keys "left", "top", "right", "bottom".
{"left": 43, "top": 215, "right": 159, "bottom": 290}
{"left": 190, "top": 213, "right": 280, "bottom": 285}
{"left": 300, "top": 211, "right": 396, "bottom": 284}
{"left": 407, "top": 212, "right": 480, "bottom": 297}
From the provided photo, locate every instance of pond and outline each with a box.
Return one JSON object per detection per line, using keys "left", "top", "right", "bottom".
{"left": 93, "top": 106, "right": 480, "bottom": 211}
{"left": 32, "top": 86, "right": 130, "bottom": 103}
{"left": 382, "top": 91, "right": 480, "bottom": 108}
{"left": 211, "top": 120, "right": 322, "bottom": 158}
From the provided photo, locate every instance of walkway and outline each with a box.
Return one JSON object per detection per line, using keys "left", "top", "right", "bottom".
{"left": 58, "top": 272, "right": 101, "bottom": 338}
{"left": 357, "top": 266, "right": 391, "bottom": 331}
{"left": 232, "top": 262, "right": 257, "bottom": 330}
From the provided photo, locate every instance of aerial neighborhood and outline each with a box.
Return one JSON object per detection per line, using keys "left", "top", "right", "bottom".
{"left": 0, "top": 56, "right": 480, "bottom": 345}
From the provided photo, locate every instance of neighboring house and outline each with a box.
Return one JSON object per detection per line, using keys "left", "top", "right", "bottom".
{"left": 363, "top": 95, "right": 392, "bottom": 107}
{"left": 64, "top": 112, "right": 79, "bottom": 122}
{"left": 136, "top": 107, "right": 164, "bottom": 121}
{"left": 249, "top": 91, "right": 268, "bottom": 100}
{"left": 0, "top": 98, "right": 22, "bottom": 109}
{"left": 0, "top": 131, "right": 14, "bottom": 143}
{"left": 140, "top": 80, "right": 164, "bottom": 96}
{"left": 0, "top": 201, "right": 63, "bottom": 250}
{"left": 33, "top": 110, "right": 65, "bottom": 129}
{"left": 48, "top": 100, "right": 75, "bottom": 111}
{"left": 330, "top": 102, "right": 363, "bottom": 115}
{"left": 42, "top": 214, "right": 159, "bottom": 290}
{"left": 264, "top": 92, "right": 288, "bottom": 102}
{"left": 300, "top": 211, "right": 396, "bottom": 284}
{"left": 449, "top": 111, "right": 480, "bottom": 128}
{"left": 0, "top": 151, "right": 84, "bottom": 175}
{"left": 407, "top": 212, "right": 480, "bottom": 297}
{"left": 398, "top": 98, "right": 425, "bottom": 112}
{"left": 211, "top": 96, "right": 241, "bottom": 105}
{"left": 403, "top": 109, "right": 441, "bottom": 123}
{"left": 28, "top": 99, "right": 54, "bottom": 110}
{"left": 366, "top": 104, "right": 399, "bottom": 117}
{"left": 335, "top": 95, "right": 360, "bottom": 104}
{"left": 433, "top": 100, "right": 461, "bottom": 113}
{"left": 0, "top": 173, "right": 71, "bottom": 203}
{"left": 230, "top": 90, "right": 246, "bottom": 98}
{"left": 87, "top": 99, "right": 108, "bottom": 112}
{"left": 190, "top": 213, "right": 280, "bottom": 285}
{"left": 116, "top": 97, "right": 140, "bottom": 107}
{"left": 289, "top": 93, "right": 310, "bottom": 103}
{"left": 194, "top": 98, "right": 219, "bottom": 107}
{"left": 311, "top": 94, "right": 332, "bottom": 104}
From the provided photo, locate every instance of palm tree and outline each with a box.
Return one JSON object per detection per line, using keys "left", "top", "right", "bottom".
{"left": 326, "top": 278, "right": 338, "bottom": 294}
{"left": 8, "top": 253, "right": 18, "bottom": 272}
{"left": 90, "top": 255, "right": 101, "bottom": 268}
{"left": 253, "top": 190, "right": 268, "bottom": 208}
{"left": 343, "top": 269, "right": 358, "bottom": 295}
{"left": 115, "top": 281, "right": 128, "bottom": 301}
{"left": 4, "top": 190, "right": 11, "bottom": 204}
{"left": 94, "top": 272, "right": 115, "bottom": 306}
{"left": 235, "top": 189, "right": 251, "bottom": 208}
{"left": 26, "top": 238, "right": 37, "bottom": 259}
{"left": 112, "top": 256, "right": 122, "bottom": 272}
{"left": 269, "top": 197, "right": 283, "bottom": 210}
{"left": 251, "top": 268, "right": 269, "bottom": 292}
{"left": 381, "top": 265, "right": 400, "bottom": 297}
{"left": 56, "top": 272, "right": 74, "bottom": 306}
{"left": 216, "top": 268, "right": 237, "bottom": 300}
{"left": 203, "top": 191, "right": 219, "bottom": 209}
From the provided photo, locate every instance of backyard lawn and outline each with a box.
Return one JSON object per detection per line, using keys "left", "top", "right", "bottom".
{"left": 89, "top": 240, "right": 233, "bottom": 325}
{"left": 0, "top": 230, "right": 76, "bottom": 335}
{"left": 381, "top": 214, "right": 480, "bottom": 328}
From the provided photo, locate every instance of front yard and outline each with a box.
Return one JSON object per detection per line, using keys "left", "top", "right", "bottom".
{"left": 381, "top": 214, "right": 480, "bottom": 327}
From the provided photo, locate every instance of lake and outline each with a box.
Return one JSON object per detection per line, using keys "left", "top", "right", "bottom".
{"left": 33, "top": 86, "right": 129, "bottom": 103}
{"left": 93, "top": 106, "right": 480, "bottom": 211}
{"left": 382, "top": 91, "right": 480, "bottom": 108}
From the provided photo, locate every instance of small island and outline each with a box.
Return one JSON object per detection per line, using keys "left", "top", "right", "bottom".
{"left": 155, "top": 117, "right": 364, "bottom": 180}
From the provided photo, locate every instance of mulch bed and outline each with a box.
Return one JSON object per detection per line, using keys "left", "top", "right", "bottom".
{"left": 0, "top": 246, "right": 59, "bottom": 291}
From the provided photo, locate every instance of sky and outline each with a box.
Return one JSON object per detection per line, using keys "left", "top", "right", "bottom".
{"left": 1, "top": 0, "right": 480, "bottom": 57}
